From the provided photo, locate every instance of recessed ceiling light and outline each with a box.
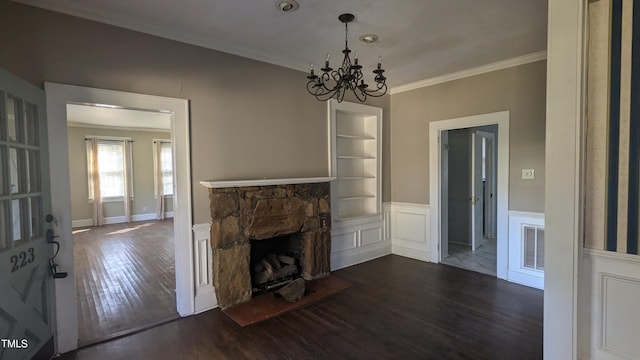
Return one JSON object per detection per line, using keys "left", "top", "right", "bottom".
{"left": 359, "top": 34, "right": 379, "bottom": 43}
{"left": 275, "top": 0, "right": 299, "bottom": 12}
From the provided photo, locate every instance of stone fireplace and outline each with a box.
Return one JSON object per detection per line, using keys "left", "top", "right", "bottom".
{"left": 203, "top": 178, "right": 333, "bottom": 309}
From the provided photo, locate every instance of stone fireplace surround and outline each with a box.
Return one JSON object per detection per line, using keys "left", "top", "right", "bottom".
{"left": 202, "top": 178, "right": 334, "bottom": 309}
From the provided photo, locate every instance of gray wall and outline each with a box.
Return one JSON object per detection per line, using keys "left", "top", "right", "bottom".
{"left": 0, "top": 2, "right": 391, "bottom": 224}
{"left": 447, "top": 128, "right": 470, "bottom": 244}
{"left": 67, "top": 126, "right": 171, "bottom": 221}
{"left": 390, "top": 60, "right": 546, "bottom": 212}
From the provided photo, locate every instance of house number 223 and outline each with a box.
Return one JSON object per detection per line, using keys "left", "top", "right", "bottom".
{"left": 10, "top": 248, "right": 35, "bottom": 273}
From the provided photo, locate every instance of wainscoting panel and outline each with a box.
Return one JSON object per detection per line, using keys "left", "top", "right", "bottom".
{"left": 389, "top": 203, "right": 430, "bottom": 262}
{"left": 361, "top": 226, "right": 383, "bottom": 246}
{"left": 507, "top": 211, "right": 545, "bottom": 289}
{"left": 192, "top": 223, "right": 217, "bottom": 313}
{"left": 581, "top": 249, "right": 640, "bottom": 360}
{"left": 331, "top": 231, "right": 358, "bottom": 252}
{"left": 330, "top": 206, "right": 391, "bottom": 271}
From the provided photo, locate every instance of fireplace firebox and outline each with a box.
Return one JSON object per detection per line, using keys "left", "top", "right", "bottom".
{"left": 204, "top": 180, "right": 332, "bottom": 309}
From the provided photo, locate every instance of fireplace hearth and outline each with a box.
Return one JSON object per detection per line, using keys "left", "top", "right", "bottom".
{"left": 204, "top": 179, "right": 332, "bottom": 309}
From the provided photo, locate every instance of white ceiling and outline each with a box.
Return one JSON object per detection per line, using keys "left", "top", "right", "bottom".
{"left": 66, "top": 103, "right": 171, "bottom": 131}
{"left": 17, "top": 0, "right": 548, "bottom": 89}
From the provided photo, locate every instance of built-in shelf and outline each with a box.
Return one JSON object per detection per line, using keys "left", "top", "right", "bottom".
{"left": 329, "top": 99, "right": 386, "bottom": 269}
{"left": 337, "top": 155, "right": 375, "bottom": 159}
{"left": 336, "top": 134, "right": 376, "bottom": 140}
{"left": 330, "top": 100, "right": 382, "bottom": 223}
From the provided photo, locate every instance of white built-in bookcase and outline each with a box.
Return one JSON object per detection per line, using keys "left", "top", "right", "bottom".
{"left": 328, "top": 100, "right": 387, "bottom": 270}
{"left": 329, "top": 100, "right": 382, "bottom": 221}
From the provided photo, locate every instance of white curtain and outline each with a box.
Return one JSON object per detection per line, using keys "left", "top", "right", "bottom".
{"left": 122, "top": 140, "right": 132, "bottom": 223}
{"left": 153, "top": 140, "right": 165, "bottom": 220}
{"left": 86, "top": 138, "right": 104, "bottom": 226}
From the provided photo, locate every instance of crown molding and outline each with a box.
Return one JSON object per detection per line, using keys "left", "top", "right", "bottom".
{"left": 389, "top": 51, "right": 547, "bottom": 95}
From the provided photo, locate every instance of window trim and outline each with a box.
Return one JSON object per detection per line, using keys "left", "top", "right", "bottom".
{"left": 153, "top": 139, "right": 173, "bottom": 198}
{"left": 86, "top": 135, "right": 134, "bottom": 202}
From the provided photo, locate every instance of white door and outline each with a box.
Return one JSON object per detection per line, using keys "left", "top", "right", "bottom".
{"left": 470, "top": 131, "right": 493, "bottom": 251}
{"left": 440, "top": 131, "right": 449, "bottom": 258}
{"left": 483, "top": 133, "right": 497, "bottom": 239}
{"left": 0, "top": 68, "right": 56, "bottom": 360}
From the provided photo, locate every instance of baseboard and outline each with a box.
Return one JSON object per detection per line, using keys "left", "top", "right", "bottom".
{"left": 72, "top": 219, "right": 93, "bottom": 228}
{"left": 72, "top": 212, "right": 174, "bottom": 228}
{"left": 507, "top": 270, "right": 544, "bottom": 289}
{"left": 391, "top": 244, "right": 430, "bottom": 262}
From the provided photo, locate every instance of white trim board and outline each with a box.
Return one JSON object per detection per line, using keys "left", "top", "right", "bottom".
{"left": 330, "top": 204, "right": 391, "bottom": 271}
{"left": 71, "top": 212, "right": 175, "bottom": 228}
{"left": 201, "top": 177, "right": 335, "bottom": 188}
{"left": 390, "top": 51, "right": 547, "bottom": 95}
{"left": 330, "top": 218, "right": 390, "bottom": 271}
{"left": 389, "top": 202, "right": 431, "bottom": 262}
{"left": 581, "top": 249, "right": 640, "bottom": 359}
{"left": 429, "top": 111, "right": 510, "bottom": 280}
{"left": 45, "top": 83, "right": 193, "bottom": 355}
{"left": 192, "top": 223, "right": 218, "bottom": 314}
{"left": 507, "top": 211, "right": 545, "bottom": 290}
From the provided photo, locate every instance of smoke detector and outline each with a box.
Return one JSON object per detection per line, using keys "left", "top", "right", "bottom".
{"left": 275, "top": 0, "right": 299, "bottom": 12}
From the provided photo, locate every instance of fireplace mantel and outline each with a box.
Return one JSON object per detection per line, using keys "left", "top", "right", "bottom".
{"left": 200, "top": 177, "right": 335, "bottom": 189}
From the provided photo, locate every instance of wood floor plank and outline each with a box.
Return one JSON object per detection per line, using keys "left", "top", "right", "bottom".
{"left": 59, "top": 255, "right": 542, "bottom": 359}
{"left": 73, "top": 219, "right": 179, "bottom": 346}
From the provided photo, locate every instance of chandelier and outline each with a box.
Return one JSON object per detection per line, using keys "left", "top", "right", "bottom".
{"left": 306, "top": 13, "right": 387, "bottom": 102}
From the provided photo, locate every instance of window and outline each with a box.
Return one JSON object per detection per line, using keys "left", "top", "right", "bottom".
{"left": 154, "top": 140, "right": 173, "bottom": 197}
{"left": 87, "top": 138, "right": 133, "bottom": 201}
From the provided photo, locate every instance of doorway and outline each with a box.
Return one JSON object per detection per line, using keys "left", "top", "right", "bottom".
{"left": 66, "top": 104, "right": 179, "bottom": 346}
{"left": 440, "top": 126, "right": 497, "bottom": 276}
{"left": 45, "top": 84, "right": 196, "bottom": 354}
{"left": 428, "top": 111, "right": 509, "bottom": 280}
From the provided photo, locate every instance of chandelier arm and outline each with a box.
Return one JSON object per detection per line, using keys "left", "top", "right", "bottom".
{"left": 307, "top": 81, "right": 330, "bottom": 97}
{"left": 314, "top": 84, "right": 338, "bottom": 101}
{"left": 353, "top": 88, "right": 367, "bottom": 102}
{"left": 362, "top": 82, "right": 388, "bottom": 97}
{"left": 338, "top": 87, "right": 347, "bottom": 103}
{"left": 320, "top": 72, "right": 336, "bottom": 92}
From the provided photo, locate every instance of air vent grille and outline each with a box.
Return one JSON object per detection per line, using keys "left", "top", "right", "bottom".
{"left": 523, "top": 225, "right": 544, "bottom": 271}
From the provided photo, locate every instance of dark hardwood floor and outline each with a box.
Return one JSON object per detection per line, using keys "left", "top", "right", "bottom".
{"left": 73, "top": 219, "right": 179, "bottom": 346}
{"left": 59, "top": 255, "right": 542, "bottom": 359}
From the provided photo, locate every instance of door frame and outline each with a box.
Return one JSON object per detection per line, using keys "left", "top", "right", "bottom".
{"left": 44, "top": 83, "right": 193, "bottom": 354}
{"left": 429, "top": 111, "right": 509, "bottom": 279}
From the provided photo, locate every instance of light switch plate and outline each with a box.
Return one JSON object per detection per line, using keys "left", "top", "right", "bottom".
{"left": 522, "top": 168, "right": 535, "bottom": 180}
